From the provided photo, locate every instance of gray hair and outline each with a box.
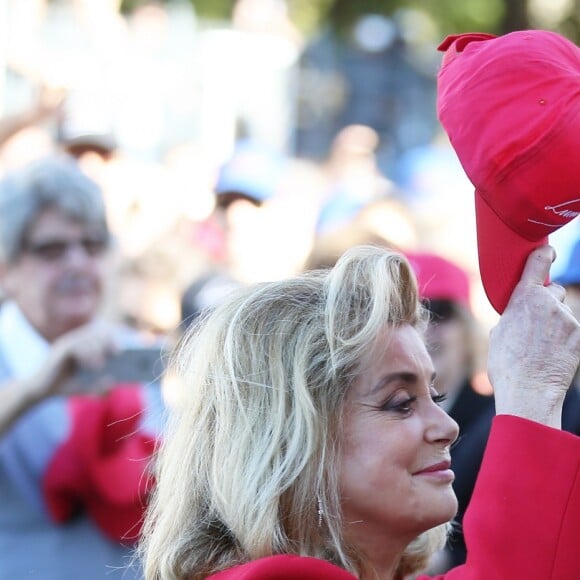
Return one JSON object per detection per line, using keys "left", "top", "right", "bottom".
{"left": 140, "top": 245, "right": 448, "bottom": 580}
{"left": 0, "top": 155, "right": 109, "bottom": 262}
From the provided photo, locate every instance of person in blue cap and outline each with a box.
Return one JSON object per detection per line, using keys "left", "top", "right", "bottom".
{"left": 555, "top": 238, "right": 580, "bottom": 396}
{"left": 555, "top": 238, "right": 580, "bottom": 323}
{"left": 180, "top": 139, "right": 288, "bottom": 330}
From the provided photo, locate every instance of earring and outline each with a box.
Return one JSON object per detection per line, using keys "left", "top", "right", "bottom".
{"left": 317, "top": 496, "right": 324, "bottom": 527}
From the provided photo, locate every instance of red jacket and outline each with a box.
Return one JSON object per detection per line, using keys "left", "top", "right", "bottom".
{"left": 210, "top": 416, "right": 580, "bottom": 579}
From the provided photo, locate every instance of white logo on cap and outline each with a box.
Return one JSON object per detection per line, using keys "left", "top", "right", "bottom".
{"left": 545, "top": 200, "right": 580, "bottom": 219}
{"left": 526, "top": 200, "right": 580, "bottom": 229}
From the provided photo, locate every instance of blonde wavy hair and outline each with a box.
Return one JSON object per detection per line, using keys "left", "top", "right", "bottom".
{"left": 139, "top": 245, "right": 450, "bottom": 579}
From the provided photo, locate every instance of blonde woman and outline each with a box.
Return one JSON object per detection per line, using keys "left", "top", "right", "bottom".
{"left": 140, "top": 245, "right": 580, "bottom": 579}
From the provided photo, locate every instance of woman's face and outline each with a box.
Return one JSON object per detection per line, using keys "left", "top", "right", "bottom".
{"left": 1, "top": 207, "right": 109, "bottom": 341}
{"left": 339, "top": 324, "right": 459, "bottom": 554}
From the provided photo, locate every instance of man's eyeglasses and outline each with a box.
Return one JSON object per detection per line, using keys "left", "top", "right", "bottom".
{"left": 21, "top": 235, "right": 110, "bottom": 261}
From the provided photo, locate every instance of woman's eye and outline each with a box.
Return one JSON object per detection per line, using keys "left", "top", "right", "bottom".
{"left": 382, "top": 396, "right": 417, "bottom": 414}
{"left": 431, "top": 392, "right": 448, "bottom": 405}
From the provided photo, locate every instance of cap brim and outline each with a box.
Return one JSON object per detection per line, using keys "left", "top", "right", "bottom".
{"left": 475, "top": 190, "right": 547, "bottom": 313}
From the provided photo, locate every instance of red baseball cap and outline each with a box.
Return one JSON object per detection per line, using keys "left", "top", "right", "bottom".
{"left": 437, "top": 30, "right": 580, "bottom": 313}
{"left": 406, "top": 251, "right": 471, "bottom": 311}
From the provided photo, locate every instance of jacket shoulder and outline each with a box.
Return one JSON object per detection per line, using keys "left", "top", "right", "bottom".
{"left": 209, "top": 555, "right": 355, "bottom": 579}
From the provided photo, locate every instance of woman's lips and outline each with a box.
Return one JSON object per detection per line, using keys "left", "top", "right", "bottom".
{"left": 413, "top": 460, "right": 455, "bottom": 483}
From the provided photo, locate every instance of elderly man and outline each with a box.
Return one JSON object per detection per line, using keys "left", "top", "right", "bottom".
{"left": 0, "top": 155, "right": 165, "bottom": 579}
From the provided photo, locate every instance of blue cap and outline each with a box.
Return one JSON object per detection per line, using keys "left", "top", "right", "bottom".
{"left": 315, "top": 191, "right": 367, "bottom": 234}
{"left": 554, "top": 238, "right": 580, "bottom": 286}
{"left": 215, "top": 140, "right": 286, "bottom": 204}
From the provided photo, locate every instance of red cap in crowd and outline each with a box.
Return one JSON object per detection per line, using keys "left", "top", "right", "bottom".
{"left": 437, "top": 30, "right": 580, "bottom": 313}
{"left": 406, "top": 251, "right": 471, "bottom": 311}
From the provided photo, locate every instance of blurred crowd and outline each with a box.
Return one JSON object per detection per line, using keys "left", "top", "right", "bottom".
{"left": 0, "top": 0, "right": 515, "bottom": 339}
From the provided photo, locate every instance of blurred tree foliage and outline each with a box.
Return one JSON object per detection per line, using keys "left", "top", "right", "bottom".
{"left": 167, "top": 0, "right": 579, "bottom": 42}
{"left": 119, "top": 0, "right": 579, "bottom": 42}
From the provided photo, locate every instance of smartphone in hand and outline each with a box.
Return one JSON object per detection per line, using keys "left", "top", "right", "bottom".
{"left": 75, "top": 346, "right": 167, "bottom": 386}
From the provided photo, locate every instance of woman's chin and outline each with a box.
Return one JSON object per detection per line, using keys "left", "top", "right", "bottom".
{"left": 418, "top": 491, "right": 458, "bottom": 533}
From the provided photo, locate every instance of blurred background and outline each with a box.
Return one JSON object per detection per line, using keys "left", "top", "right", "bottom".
{"left": 1, "top": 0, "right": 579, "bottom": 338}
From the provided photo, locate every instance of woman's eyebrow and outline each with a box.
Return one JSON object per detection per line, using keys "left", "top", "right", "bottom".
{"left": 369, "top": 371, "right": 437, "bottom": 396}
{"left": 369, "top": 372, "right": 418, "bottom": 396}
